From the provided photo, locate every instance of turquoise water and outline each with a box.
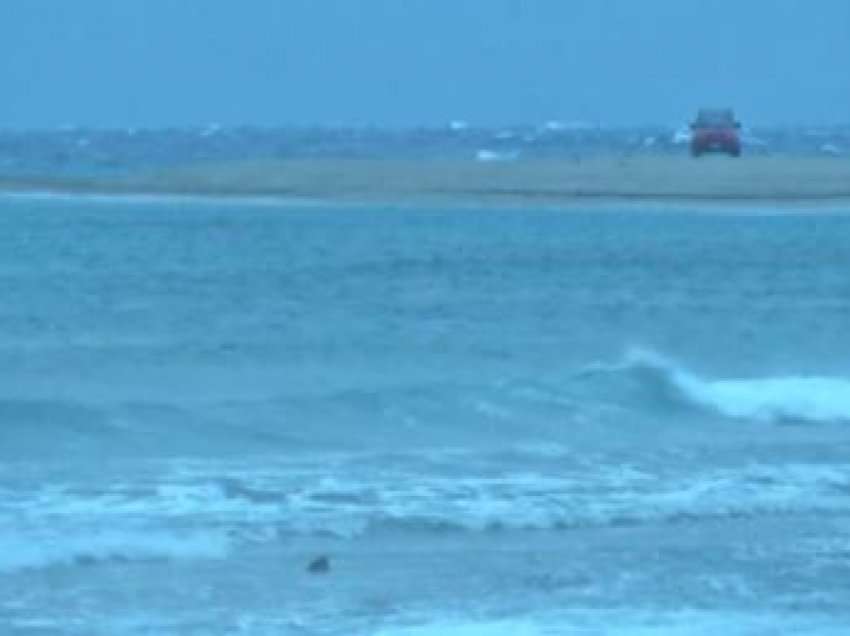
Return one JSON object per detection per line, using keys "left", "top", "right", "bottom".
{"left": 3, "top": 195, "right": 850, "bottom": 634}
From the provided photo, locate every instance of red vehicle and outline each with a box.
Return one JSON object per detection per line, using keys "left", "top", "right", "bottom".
{"left": 690, "top": 109, "right": 741, "bottom": 157}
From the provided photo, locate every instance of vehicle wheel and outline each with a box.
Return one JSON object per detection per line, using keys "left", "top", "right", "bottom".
{"left": 691, "top": 148, "right": 702, "bottom": 158}
{"left": 729, "top": 149, "right": 741, "bottom": 157}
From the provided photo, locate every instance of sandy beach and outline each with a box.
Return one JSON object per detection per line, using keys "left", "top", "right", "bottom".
{"left": 2, "top": 156, "right": 850, "bottom": 206}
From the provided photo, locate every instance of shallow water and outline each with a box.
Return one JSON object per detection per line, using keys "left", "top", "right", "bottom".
{"left": 3, "top": 196, "right": 850, "bottom": 634}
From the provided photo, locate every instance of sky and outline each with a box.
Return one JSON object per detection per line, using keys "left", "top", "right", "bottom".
{"left": 1, "top": 0, "right": 848, "bottom": 129}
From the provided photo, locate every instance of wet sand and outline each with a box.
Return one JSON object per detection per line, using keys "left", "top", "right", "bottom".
{"left": 2, "top": 156, "right": 850, "bottom": 205}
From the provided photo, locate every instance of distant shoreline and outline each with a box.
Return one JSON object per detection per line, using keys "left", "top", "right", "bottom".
{"left": 2, "top": 156, "right": 850, "bottom": 207}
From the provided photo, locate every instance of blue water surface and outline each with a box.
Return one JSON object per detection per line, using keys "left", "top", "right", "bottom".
{"left": 3, "top": 195, "right": 850, "bottom": 635}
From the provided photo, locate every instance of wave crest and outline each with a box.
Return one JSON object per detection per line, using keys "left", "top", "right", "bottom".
{"left": 585, "top": 348, "right": 850, "bottom": 424}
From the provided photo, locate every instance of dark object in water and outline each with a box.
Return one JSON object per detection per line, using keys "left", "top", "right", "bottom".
{"left": 307, "top": 555, "right": 330, "bottom": 574}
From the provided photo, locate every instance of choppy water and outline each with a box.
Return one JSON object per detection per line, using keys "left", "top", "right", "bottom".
{"left": 3, "top": 195, "right": 850, "bottom": 635}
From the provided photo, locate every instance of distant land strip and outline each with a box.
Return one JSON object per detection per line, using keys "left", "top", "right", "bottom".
{"left": 2, "top": 157, "right": 850, "bottom": 205}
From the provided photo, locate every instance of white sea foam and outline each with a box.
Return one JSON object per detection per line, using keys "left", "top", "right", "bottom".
{"left": 0, "top": 528, "right": 229, "bottom": 573}
{"left": 475, "top": 149, "right": 520, "bottom": 162}
{"left": 0, "top": 188, "right": 318, "bottom": 208}
{"left": 684, "top": 374, "right": 850, "bottom": 423}
{"left": 375, "top": 620, "right": 543, "bottom": 636}
{"left": 616, "top": 348, "right": 850, "bottom": 424}
{"left": 375, "top": 610, "right": 850, "bottom": 636}
{"left": 10, "top": 459, "right": 850, "bottom": 540}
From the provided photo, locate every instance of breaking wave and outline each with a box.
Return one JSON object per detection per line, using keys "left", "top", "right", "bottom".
{"left": 582, "top": 348, "right": 850, "bottom": 424}
{"left": 5, "top": 349, "right": 850, "bottom": 467}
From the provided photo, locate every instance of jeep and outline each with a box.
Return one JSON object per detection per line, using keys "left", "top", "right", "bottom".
{"left": 690, "top": 109, "right": 741, "bottom": 157}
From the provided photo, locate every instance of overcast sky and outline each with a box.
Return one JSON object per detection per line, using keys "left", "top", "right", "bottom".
{"left": 1, "top": 1, "right": 848, "bottom": 129}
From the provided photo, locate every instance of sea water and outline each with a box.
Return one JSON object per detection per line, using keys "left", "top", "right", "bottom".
{"left": 3, "top": 196, "right": 850, "bottom": 635}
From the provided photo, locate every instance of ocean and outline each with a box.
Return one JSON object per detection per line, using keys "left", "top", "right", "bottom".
{"left": 3, "top": 195, "right": 850, "bottom": 635}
